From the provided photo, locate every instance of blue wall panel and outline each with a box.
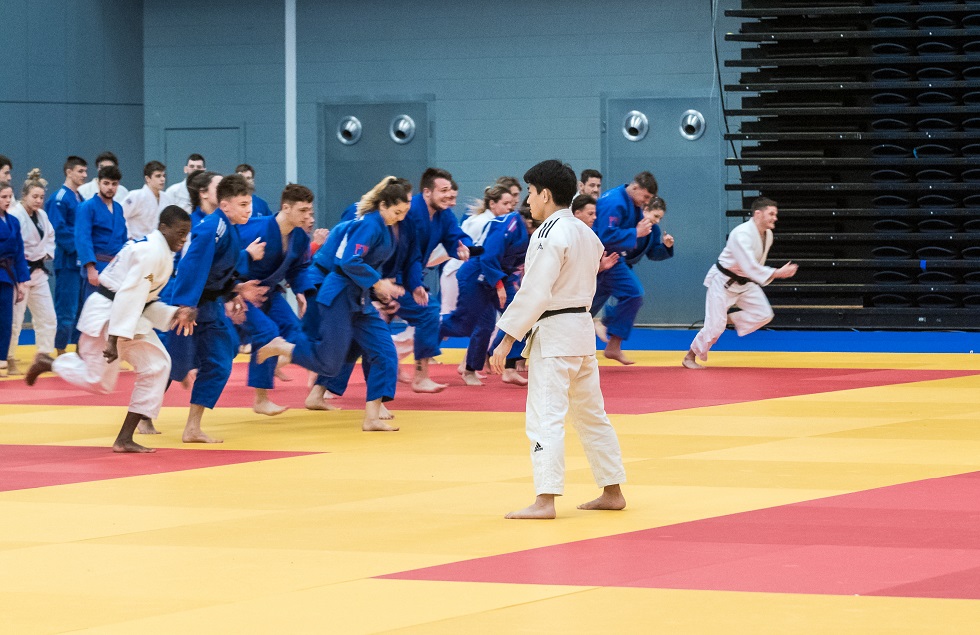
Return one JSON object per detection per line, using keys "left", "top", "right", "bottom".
{"left": 0, "top": 0, "right": 143, "bottom": 196}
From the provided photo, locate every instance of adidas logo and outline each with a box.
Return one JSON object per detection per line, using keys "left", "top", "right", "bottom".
{"left": 533, "top": 442, "right": 544, "bottom": 452}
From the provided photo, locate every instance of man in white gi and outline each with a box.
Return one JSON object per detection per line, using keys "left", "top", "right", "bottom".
{"left": 25, "top": 206, "right": 194, "bottom": 453}
{"left": 683, "top": 197, "right": 797, "bottom": 369}
{"left": 78, "top": 151, "right": 129, "bottom": 202}
{"left": 490, "top": 159, "right": 626, "bottom": 520}
{"left": 122, "top": 161, "right": 174, "bottom": 240}
{"left": 165, "top": 153, "right": 205, "bottom": 213}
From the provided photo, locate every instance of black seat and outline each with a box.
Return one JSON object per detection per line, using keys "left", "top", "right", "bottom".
{"left": 916, "top": 67, "right": 957, "bottom": 80}
{"left": 918, "top": 270, "right": 958, "bottom": 284}
{"left": 962, "top": 168, "right": 980, "bottom": 182}
{"left": 916, "top": 246, "right": 958, "bottom": 259}
{"left": 917, "top": 16, "right": 956, "bottom": 28}
{"left": 963, "top": 271, "right": 980, "bottom": 283}
{"left": 872, "top": 67, "right": 911, "bottom": 80}
{"left": 917, "top": 194, "right": 957, "bottom": 208}
{"left": 871, "top": 169, "right": 912, "bottom": 182}
{"left": 874, "top": 271, "right": 913, "bottom": 284}
{"left": 915, "top": 168, "right": 955, "bottom": 182}
{"left": 962, "top": 246, "right": 980, "bottom": 259}
{"left": 914, "top": 144, "right": 955, "bottom": 157}
{"left": 917, "top": 42, "right": 957, "bottom": 55}
{"left": 872, "top": 92, "right": 913, "bottom": 106}
{"left": 873, "top": 219, "right": 914, "bottom": 232}
{"left": 872, "top": 194, "right": 912, "bottom": 208}
{"left": 917, "top": 218, "right": 958, "bottom": 232}
{"left": 872, "top": 246, "right": 913, "bottom": 259}
{"left": 916, "top": 91, "right": 957, "bottom": 105}
{"left": 871, "top": 294, "right": 912, "bottom": 307}
{"left": 962, "top": 295, "right": 980, "bottom": 307}
{"left": 872, "top": 144, "right": 913, "bottom": 157}
{"left": 873, "top": 42, "right": 912, "bottom": 55}
{"left": 963, "top": 219, "right": 980, "bottom": 232}
{"left": 917, "top": 294, "right": 957, "bottom": 307}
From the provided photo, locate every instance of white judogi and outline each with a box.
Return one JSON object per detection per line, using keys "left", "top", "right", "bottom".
{"left": 496, "top": 208, "right": 625, "bottom": 496}
{"left": 440, "top": 209, "right": 495, "bottom": 314}
{"left": 122, "top": 185, "right": 174, "bottom": 240}
{"left": 689, "top": 219, "right": 776, "bottom": 360}
{"left": 52, "top": 231, "right": 178, "bottom": 419}
{"left": 165, "top": 179, "right": 191, "bottom": 213}
{"left": 79, "top": 178, "right": 128, "bottom": 202}
{"left": 8, "top": 202, "right": 56, "bottom": 356}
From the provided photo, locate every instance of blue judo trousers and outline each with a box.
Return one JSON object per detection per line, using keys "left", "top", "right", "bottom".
{"left": 46, "top": 185, "right": 83, "bottom": 349}
{"left": 0, "top": 212, "right": 31, "bottom": 355}
{"left": 165, "top": 209, "right": 244, "bottom": 409}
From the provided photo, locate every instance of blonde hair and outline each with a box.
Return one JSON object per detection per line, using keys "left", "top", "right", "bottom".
{"left": 466, "top": 183, "right": 510, "bottom": 217}
{"left": 356, "top": 176, "right": 411, "bottom": 218}
{"left": 22, "top": 168, "right": 47, "bottom": 198}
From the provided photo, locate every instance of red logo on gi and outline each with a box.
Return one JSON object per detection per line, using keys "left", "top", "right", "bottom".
{"left": 354, "top": 243, "right": 369, "bottom": 256}
{"left": 609, "top": 216, "right": 619, "bottom": 227}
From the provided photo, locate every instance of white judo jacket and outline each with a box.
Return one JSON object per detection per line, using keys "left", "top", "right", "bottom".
{"left": 496, "top": 208, "right": 603, "bottom": 358}
{"left": 9, "top": 202, "right": 55, "bottom": 264}
{"left": 76, "top": 230, "right": 178, "bottom": 339}
{"left": 706, "top": 219, "right": 776, "bottom": 288}
{"left": 122, "top": 185, "right": 174, "bottom": 240}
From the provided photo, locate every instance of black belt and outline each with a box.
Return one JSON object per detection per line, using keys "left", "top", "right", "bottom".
{"left": 28, "top": 259, "right": 47, "bottom": 273}
{"left": 200, "top": 288, "right": 227, "bottom": 303}
{"left": 540, "top": 306, "right": 587, "bottom": 320}
{"left": 95, "top": 253, "right": 115, "bottom": 263}
{"left": 98, "top": 284, "right": 157, "bottom": 309}
{"left": 716, "top": 261, "right": 751, "bottom": 287}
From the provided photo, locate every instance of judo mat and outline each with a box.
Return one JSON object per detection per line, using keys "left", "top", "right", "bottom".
{"left": 2, "top": 339, "right": 980, "bottom": 633}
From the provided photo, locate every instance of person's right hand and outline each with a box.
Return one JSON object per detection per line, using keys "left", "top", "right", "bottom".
{"left": 373, "top": 278, "right": 405, "bottom": 302}
{"left": 86, "top": 266, "right": 99, "bottom": 287}
{"left": 496, "top": 283, "right": 507, "bottom": 309}
{"left": 775, "top": 262, "right": 798, "bottom": 279}
{"left": 599, "top": 251, "right": 620, "bottom": 272}
{"left": 246, "top": 237, "right": 266, "bottom": 261}
{"left": 236, "top": 280, "right": 269, "bottom": 305}
{"left": 636, "top": 218, "right": 654, "bottom": 238}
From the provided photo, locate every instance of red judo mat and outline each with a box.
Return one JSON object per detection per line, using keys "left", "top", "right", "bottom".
{"left": 2, "top": 364, "right": 975, "bottom": 415}
{"left": 0, "top": 445, "right": 317, "bottom": 492}
{"left": 381, "top": 471, "right": 980, "bottom": 600}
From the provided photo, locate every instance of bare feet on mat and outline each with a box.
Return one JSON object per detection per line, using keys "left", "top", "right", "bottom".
{"left": 398, "top": 368, "right": 412, "bottom": 383}
{"left": 24, "top": 353, "right": 54, "bottom": 386}
{"left": 457, "top": 361, "right": 486, "bottom": 379}
{"left": 182, "top": 430, "right": 223, "bottom": 444}
{"left": 363, "top": 417, "right": 399, "bottom": 432}
{"left": 256, "top": 336, "right": 294, "bottom": 364}
{"left": 253, "top": 400, "right": 288, "bottom": 416}
{"left": 6, "top": 358, "right": 22, "bottom": 376}
{"left": 602, "top": 336, "right": 634, "bottom": 365}
{"left": 112, "top": 440, "right": 156, "bottom": 453}
{"left": 501, "top": 368, "right": 528, "bottom": 386}
{"left": 577, "top": 485, "right": 626, "bottom": 511}
{"left": 274, "top": 362, "right": 293, "bottom": 382}
{"left": 379, "top": 404, "right": 395, "bottom": 420}
{"left": 682, "top": 350, "right": 705, "bottom": 369}
{"left": 506, "top": 494, "right": 557, "bottom": 519}
{"left": 412, "top": 377, "right": 448, "bottom": 393}
{"left": 136, "top": 418, "right": 161, "bottom": 435}
{"left": 305, "top": 385, "right": 340, "bottom": 411}
{"left": 460, "top": 370, "right": 483, "bottom": 386}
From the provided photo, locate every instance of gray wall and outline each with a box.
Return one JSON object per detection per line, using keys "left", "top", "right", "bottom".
{"left": 139, "top": 0, "right": 738, "bottom": 325}
{"left": 0, "top": 0, "right": 144, "bottom": 195}
{"left": 143, "top": 0, "right": 285, "bottom": 199}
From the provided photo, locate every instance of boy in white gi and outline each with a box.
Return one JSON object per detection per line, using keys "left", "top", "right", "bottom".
{"left": 683, "top": 197, "right": 797, "bottom": 369}
{"left": 490, "top": 160, "right": 626, "bottom": 519}
{"left": 25, "top": 207, "right": 194, "bottom": 453}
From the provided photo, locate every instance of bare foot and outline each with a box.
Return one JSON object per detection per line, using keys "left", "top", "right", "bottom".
{"left": 501, "top": 368, "right": 528, "bottom": 386}
{"left": 253, "top": 398, "right": 288, "bottom": 416}
{"left": 577, "top": 485, "right": 626, "bottom": 511}
{"left": 398, "top": 368, "right": 412, "bottom": 383}
{"left": 6, "top": 359, "right": 23, "bottom": 376}
{"left": 379, "top": 404, "right": 395, "bottom": 420}
{"left": 24, "top": 353, "right": 54, "bottom": 386}
{"left": 412, "top": 377, "right": 448, "bottom": 393}
{"left": 305, "top": 385, "right": 340, "bottom": 411}
{"left": 256, "top": 336, "right": 293, "bottom": 364}
{"left": 515, "top": 359, "right": 526, "bottom": 373}
{"left": 457, "top": 362, "right": 485, "bottom": 380}
{"left": 506, "top": 494, "right": 557, "bottom": 519}
{"left": 180, "top": 368, "right": 197, "bottom": 390}
{"left": 239, "top": 343, "right": 252, "bottom": 355}
{"left": 682, "top": 350, "right": 705, "bottom": 370}
{"left": 363, "top": 418, "right": 399, "bottom": 431}
{"left": 182, "top": 431, "right": 223, "bottom": 443}
{"left": 136, "top": 418, "right": 161, "bottom": 435}
{"left": 593, "top": 318, "right": 609, "bottom": 343}
{"left": 603, "top": 349, "right": 635, "bottom": 365}
{"left": 460, "top": 370, "right": 483, "bottom": 386}
{"left": 274, "top": 365, "right": 293, "bottom": 382}
{"left": 112, "top": 440, "right": 156, "bottom": 453}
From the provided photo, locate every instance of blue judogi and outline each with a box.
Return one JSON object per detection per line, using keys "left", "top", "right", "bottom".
{"left": 236, "top": 215, "right": 314, "bottom": 389}
{"left": 291, "top": 211, "right": 398, "bottom": 402}
{"left": 440, "top": 212, "right": 529, "bottom": 371}
{"left": 251, "top": 194, "right": 274, "bottom": 218}
{"left": 74, "top": 195, "right": 128, "bottom": 296}
{"left": 340, "top": 202, "right": 358, "bottom": 223}
{"left": 165, "top": 209, "right": 244, "bottom": 409}
{"left": 396, "top": 193, "right": 472, "bottom": 358}
{"left": 592, "top": 184, "right": 647, "bottom": 341}
{"left": 46, "top": 185, "right": 83, "bottom": 349}
{"left": 0, "top": 212, "right": 31, "bottom": 356}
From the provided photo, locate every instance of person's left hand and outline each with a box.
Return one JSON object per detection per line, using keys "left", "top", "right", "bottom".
{"left": 412, "top": 286, "right": 428, "bottom": 306}
{"left": 456, "top": 241, "right": 470, "bottom": 261}
{"left": 296, "top": 292, "right": 307, "bottom": 319}
{"left": 663, "top": 233, "right": 675, "bottom": 248}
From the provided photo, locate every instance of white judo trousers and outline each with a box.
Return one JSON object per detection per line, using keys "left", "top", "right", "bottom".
{"left": 9, "top": 269, "right": 56, "bottom": 357}
{"left": 689, "top": 270, "right": 774, "bottom": 360}
{"left": 52, "top": 326, "right": 171, "bottom": 420}
{"left": 525, "top": 328, "right": 625, "bottom": 496}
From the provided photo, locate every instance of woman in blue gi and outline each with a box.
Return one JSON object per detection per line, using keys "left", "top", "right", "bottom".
{"left": 257, "top": 176, "right": 410, "bottom": 432}
{"left": 440, "top": 207, "right": 530, "bottom": 386}
{"left": 0, "top": 183, "right": 30, "bottom": 376}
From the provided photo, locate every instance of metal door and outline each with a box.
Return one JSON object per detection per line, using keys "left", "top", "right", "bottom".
{"left": 601, "top": 96, "right": 725, "bottom": 326}
{"left": 317, "top": 100, "right": 430, "bottom": 227}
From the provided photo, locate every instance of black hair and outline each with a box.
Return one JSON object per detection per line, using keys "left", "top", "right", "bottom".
{"left": 160, "top": 205, "right": 192, "bottom": 226}
{"left": 216, "top": 173, "right": 252, "bottom": 202}
{"left": 187, "top": 153, "right": 205, "bottom": 166}
{"left": 0, "top": 154, "right": 13, "bottom": 170}
{"left": 751, "top": 196, "right": 777, "bottom": 212}
{"left": 64, "top": 156, "right": 87, "bottom": 173}
{"left": 633, "top": 171, "right": 658, "bottom": 195}
{"left": 523, "top": 159, "right": 577, "bottom": 208}
{"left": 97, "top": 165, "right": 122, "bottom": 182}
{"left": 187, "top": 170, "right": 218, "bottom": 209}
{"left": 647, "top": 196, "right": 666, "bottom": 212}
{"left": 419, "top": 167, "right": 453, "bottom": 192}
{"left": 580, "top": 168, "right": 602, "bottom": 183}
{"left": 280, "top": 183, "right": 314, "bottom": 207}
{"left": 144, "top": 161, "right": 165, "bottom": 178}
{"left": 236, "top": 163, "right": 255, "bottom": 175}
{"left": 95, "top": 151, "right": 119, "bottom": 166}
{"left": 572, "top": 195, "right": 597, "bottom": 213}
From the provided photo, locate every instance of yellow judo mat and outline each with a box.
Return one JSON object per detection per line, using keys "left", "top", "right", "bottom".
{"left": 2, "top": 346, "right": 980, "bottom": 633}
